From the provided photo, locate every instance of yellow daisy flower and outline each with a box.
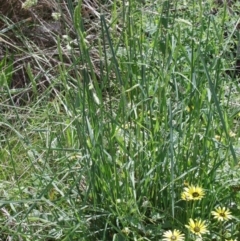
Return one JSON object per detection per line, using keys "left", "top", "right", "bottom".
{"left": 181, "top": 191, "right": 192, "bottom": 201}
{"left": 163, "top": 229, "right": 185, "bottom": 241}
{"left": 211, "top": 207, "right": 233, "bottom": 221}
{"left": 185, "top": 219, "right": 208, "bottom": 236}
{"left": 181, "top": 185, "right": 205, "bottom": 201}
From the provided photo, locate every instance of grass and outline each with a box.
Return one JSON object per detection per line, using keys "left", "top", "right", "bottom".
{"left": 0, "top": 0, "right": 240, "bottom": 240}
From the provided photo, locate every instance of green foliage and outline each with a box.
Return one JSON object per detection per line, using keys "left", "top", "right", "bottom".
{"left": 0, "top": 0, "right": 240, "bottom": 240}
{"left": 0, "top": 53, "right": 13, "bottom": 87}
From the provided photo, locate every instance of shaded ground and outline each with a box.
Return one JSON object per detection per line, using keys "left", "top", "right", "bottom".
{"left": 0, "top": 0, "right": 104, "bottom": 104}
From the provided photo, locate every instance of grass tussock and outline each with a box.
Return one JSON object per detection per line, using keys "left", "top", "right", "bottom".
{"left": 0, "top": 0, "right": 240, "bottom": 240}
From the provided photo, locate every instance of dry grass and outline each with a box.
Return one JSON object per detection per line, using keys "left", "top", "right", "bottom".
{"left": 0, "top": 0, "right": 113, "bottom": 105}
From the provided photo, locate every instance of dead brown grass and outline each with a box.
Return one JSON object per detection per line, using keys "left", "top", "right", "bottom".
{"left": 0, "top": 0, "right": 109, "bottom": 105}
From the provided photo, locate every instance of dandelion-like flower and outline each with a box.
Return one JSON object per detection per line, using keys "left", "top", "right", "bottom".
{"left": 163, "top": 229, "right": 185, "bottom": 241}
{"left": 211, "top": 207, "right": 233, "bottom": 221}
{"left": 181, "top": 192, "right": 192, "bottom": 201}
{"left": 181, "top": 185, "right": 205, "bottom": 201}
{"left": 185, "top": 219, "right": 208, "bottom": 236}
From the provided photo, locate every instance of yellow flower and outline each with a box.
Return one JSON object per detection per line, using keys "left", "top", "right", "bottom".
{"left": 181, "top": 185, "right": 205, "bottom": 201}
{"left": 163, "top": 229, "right": 185, "bottom": 241}
{"left": 225, "top": 239, "right": 237, "bottom": 241}
{"left": 211, "top": 207, "right": 233, "bottom": 221}
{"left": 185, "top": 219, "right": 208, "bottom": 236}
{"left": 181, "top": 192, "right": 192, "bottom": 201}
